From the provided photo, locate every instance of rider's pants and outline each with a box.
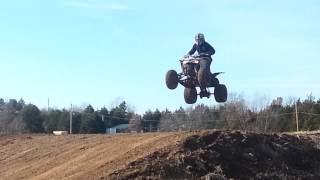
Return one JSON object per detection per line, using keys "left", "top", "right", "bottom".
{"left": 199, "top": 57, "right": 212, "bottom": 72}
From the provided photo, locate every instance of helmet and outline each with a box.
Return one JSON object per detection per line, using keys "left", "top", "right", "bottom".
{"left": 195, "top": 33, "right": 205, "bottom": 45}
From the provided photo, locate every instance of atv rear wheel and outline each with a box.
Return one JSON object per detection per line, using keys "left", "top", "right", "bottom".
{"left": 214, "top": 84, "right": 227, "bottom": 103}
{"left": 166, "top": 70, "right": 179, "bottom": 90}
{"left": 184, "top": 87, "right": 197, "bottom": 104}
{"left": 198, "top": 68, "right": 209, "bottom": 88}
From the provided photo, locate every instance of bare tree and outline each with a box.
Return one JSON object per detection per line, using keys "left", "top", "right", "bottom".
{"left": 218, "top": 93, "right": 252, "bottom": 131}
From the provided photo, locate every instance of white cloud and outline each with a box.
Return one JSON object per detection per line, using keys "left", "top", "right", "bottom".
{"left": 62, "top": 0, "right": 129, "bottom": 11}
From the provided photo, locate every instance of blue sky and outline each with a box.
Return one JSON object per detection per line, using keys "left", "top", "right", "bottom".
{"left": 0, "top": 0, "right": 319, "bottom": 113}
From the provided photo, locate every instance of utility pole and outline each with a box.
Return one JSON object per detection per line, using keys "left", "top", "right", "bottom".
{"left": 102, "top": 114, "right": 106, "bottom": 133}
{"left": 295, "top": 101, "right": 299, "bottom": 132}
{"left": 47, "top": 97, "right": 50, "bottom": 112}
{"left": 70, "top": 104, "right": 73, "bottom": 134}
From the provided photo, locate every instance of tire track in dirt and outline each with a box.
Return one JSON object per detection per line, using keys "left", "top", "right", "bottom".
{"left": 2, "top": 131, "right": 318, "bottom": 180}
{"left": 0, "top": 132, "right": 191, "bottom": 180}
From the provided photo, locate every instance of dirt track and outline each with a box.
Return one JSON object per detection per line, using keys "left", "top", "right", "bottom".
{"left": 1, "top": 131, "right": 320, "bottom": 180}
{"left": 0, "top": 132, "right": 192, "bottom": 180}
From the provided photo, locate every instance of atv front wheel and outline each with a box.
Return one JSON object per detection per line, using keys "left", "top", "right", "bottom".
{"left": 166, "top": 70, "right": 179, "bottom": 90}
{"left": 184, "top": 87, "right": 197, "bottom": 104}
{"left": 214, "top": 84, "right": 227, "bottom": 103}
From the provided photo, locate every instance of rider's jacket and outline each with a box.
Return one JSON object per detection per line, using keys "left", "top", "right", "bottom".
{"left": 188, "top": 42, "right": 215, "bottom": 56}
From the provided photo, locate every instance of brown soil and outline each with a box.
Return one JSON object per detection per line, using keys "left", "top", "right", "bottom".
{"left": 0, "top": 131, "right": 319, "bottom": 180}
{"left": 109, "top": 131, "right": 320, "bottom": 180}
{"left": 0, "top": 132, "right": 190, "bottom": 180}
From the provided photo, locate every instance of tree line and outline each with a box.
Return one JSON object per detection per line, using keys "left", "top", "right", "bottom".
{"left": 0, "top": 99, "right": 133, "bottom": 134}
{"left": 157, "top": 94, "right": 320, "bottom": 132}
{"left": 0, "top": 94, "right": 320, "bottom": 134}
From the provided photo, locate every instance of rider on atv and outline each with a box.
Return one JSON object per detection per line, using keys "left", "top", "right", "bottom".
{"left": 165, "top": 33, "right": 227, "bottom": 104}
{"left": 187, "top": 33, "right": 215, "bottom": 95}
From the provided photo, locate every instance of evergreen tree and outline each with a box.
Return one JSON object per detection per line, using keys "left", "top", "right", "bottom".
{"left": 16, "top": 98, "right": 25, "bottom": 111}
{"left": 84, "top": 104, "right": 95, "bottom": 113}
{"left": 109, "top": 101, "right": 129, "bottom": 127}
{"left": 21, "top": 104, "right": 44, "bottom": 133}
{"left": 0, "top": 98, "right": 4, "bottom": 106}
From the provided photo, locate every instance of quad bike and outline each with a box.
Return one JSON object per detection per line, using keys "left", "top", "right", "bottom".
{"left": 165, "top": 55, "right": 227, "bottom": 104}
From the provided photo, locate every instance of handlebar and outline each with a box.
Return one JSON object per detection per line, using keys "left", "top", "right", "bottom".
{"left": 180, "top": 54, "right": 211, "bottom": 62}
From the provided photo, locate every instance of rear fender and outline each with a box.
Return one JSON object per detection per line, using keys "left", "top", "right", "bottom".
{"left": 212, "top": 72, "right": 225, "bottom": 78}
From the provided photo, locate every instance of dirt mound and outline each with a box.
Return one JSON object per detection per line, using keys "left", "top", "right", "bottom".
{"left": 109, "top": 131, "right": 320, "bottom": 180}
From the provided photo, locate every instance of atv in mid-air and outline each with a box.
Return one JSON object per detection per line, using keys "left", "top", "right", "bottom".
{"left": 166, "top": 55, "right": 227, "bottom": 104}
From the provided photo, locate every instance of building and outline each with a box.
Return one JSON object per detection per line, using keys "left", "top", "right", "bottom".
{"left": 106, "top": 124, "right": 129, "bottom": 134}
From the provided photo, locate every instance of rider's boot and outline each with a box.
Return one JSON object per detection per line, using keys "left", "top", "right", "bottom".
{"left": 199, "top": 88, "right": 210, "bottom": 98}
